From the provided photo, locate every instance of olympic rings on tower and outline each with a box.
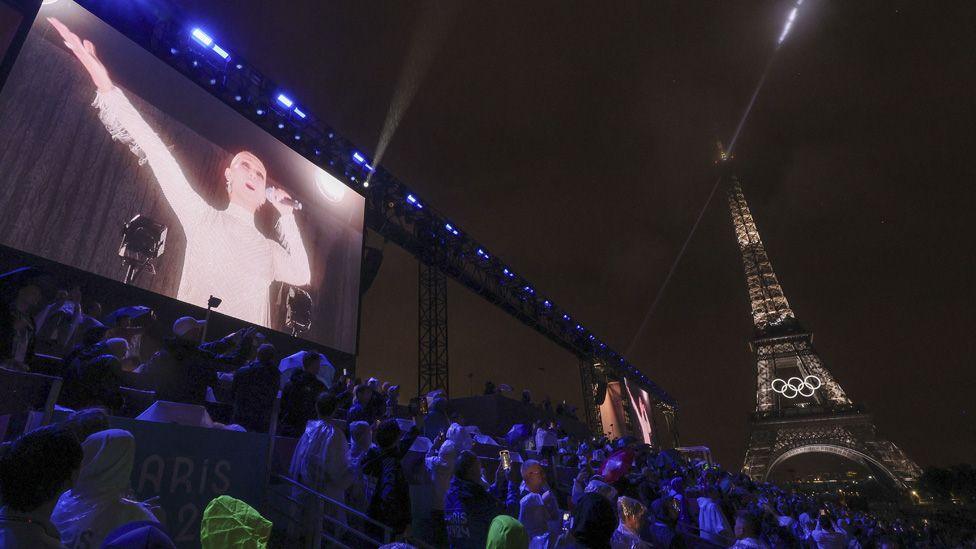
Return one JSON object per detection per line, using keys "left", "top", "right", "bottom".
{"left": 771, "top": 375, "right": 821, "bottom": 398}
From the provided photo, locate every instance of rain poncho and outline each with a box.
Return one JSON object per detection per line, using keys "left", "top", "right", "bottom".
{"left": 426, "top": 440, "right": 457, "bottom": 511}
{"left": 446, "top": 422, "right": 473, "bottom": 452}
{"left": 51, "top": 429, "right": 158, "bottom": 549}
{"left": 200, "top": 495, "right": 272, "bottom": 548}
{"left": 289, "top": 418, "right": 353, "bottom": 538}
{"left": 487, "top": 515, "right": 529, "bottom": 549}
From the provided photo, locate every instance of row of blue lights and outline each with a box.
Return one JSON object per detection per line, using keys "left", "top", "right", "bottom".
{"left": 178, "top": 25, "right": 663, "bottom": 399}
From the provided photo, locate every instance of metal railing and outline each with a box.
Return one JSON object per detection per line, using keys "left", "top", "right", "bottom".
{"left": 267, "top": 473, "right": 434, "bottom": 549}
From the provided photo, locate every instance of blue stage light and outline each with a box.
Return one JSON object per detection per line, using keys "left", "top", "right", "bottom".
{"left": 314, "top": 149, "right": 321, "bottom": 156}
{"left": 294, "top": 134, "right": 301, "bottom": 140}
{"left": 191, "top": 60, "right": 198, "bottom": 67}
{"left": 293, "top": 107, "right": 306, "bottom": 119}
{"left": 523, "top": 286, "right": 534, "bottom": 294}
{"left": 364, "top": 163, "right": 375, "bottom": 172}
{"left": 208, "top": 78, "right": 216, "bottom": 85}
{"left": 235, "top": 63, "right": 243, "bottom": 70}
{"left": 276, "top": 94, "right": 294, "bottom": 108}
{"left": 502, "top": 268, "right": 515, "bottom": 278}
{"left": 277, "top": 122, "right": 285, "bottom": 129}
{"left": 191, "top": 28, "right": 213, "bottom": 47}
{"left": 406, "top": 194, "right": 423, "bottom": 208}
{"left": 234, "top": 95, "right": 242, "bottom": 102}
{"left": 256, "top": 108, "right": 265, "bottom": 115}
{"left": 563, "top": 314, "right": 570, "bottom": 321}
{"left": 576, "top": 324, "right": 583, "bottom": 331}
{"left": 212, "top": 44, "right": 229, "bottom": 59}
{"left": 169, "top": 47, "right": 178, "bottom": 55}
{"left": 445, "top": 223, "right": 460, "bottom": 236}
{"left": 476, "top": 248, "right": 489, "bottom": 259}
{"left": 352, "top": 151, "right": 366, "bottom": 164}
{"left": 588, "top": 334, "right": 595, "bottom": 341}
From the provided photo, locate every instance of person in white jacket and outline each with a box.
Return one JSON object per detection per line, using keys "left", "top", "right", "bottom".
{"left": 51, "top": 429, "right": 158, "bottom": 549}
{"left": 48, "top": 18, "right": 311, "bottom": 327}
{"left": 426, "top": 437, "right": 457, "bottom": 546}
{"left": 288, "top": 392, "right": 353, "bottom": 540}
{"left": 697, "top": 486, "right": 733, "bottom": 545}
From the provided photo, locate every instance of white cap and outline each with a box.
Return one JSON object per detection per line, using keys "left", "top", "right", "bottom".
{"left": 172, "top": 316, "right": 205, "bottom": 337}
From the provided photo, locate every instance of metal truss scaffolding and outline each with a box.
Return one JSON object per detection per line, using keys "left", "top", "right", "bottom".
{"left": 418, "top": 261, "right": 449, "bottom": 397}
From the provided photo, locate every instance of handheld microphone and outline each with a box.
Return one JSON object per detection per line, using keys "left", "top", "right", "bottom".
{"left": 266, "top": 188, "right": 302, "bottom": 211}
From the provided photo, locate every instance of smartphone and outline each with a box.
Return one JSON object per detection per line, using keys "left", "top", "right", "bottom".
{"left": 343, "top": 368, "right": 349, "bottom": 376}
{"left": 562, "top": 512, "right": 572, "bottom": 531}
{"left": 420, "top": 398, "right": 429, "bottom": 415}
{"left": 499, "top": 449, "right": 512, "bottom": 472}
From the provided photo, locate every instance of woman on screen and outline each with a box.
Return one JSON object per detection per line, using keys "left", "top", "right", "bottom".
{"left": 48, "top": 18, "right": 311, "bottom": 327}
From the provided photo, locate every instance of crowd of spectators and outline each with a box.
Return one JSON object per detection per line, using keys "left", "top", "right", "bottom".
{"left": 2, "top": 270, "right": 975, "bottom": 548}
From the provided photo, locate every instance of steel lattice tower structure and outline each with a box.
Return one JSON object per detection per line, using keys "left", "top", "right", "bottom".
{"left": 418, "top": 260, "right": 449, "bottom": 396}
{"left": 726, "top": 171, "right": 921, "bottom": 489}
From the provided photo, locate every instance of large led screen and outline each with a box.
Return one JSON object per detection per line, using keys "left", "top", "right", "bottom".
{"left": 0, "top": 1, "right": 364, "bottom": 353}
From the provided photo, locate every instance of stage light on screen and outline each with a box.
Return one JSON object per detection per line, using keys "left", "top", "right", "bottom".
{"left": 293, "top": 107, "right": 306, "bottom": 119}
{"left": 352, "top": 151, "right": 366, "bottom": 164}
{"left": 313, "top": 166, "right": 347, "bottom": 203}
{"left": 276, "top": 94, "right": 294, "bottom": 108}
{"left": 191, "top": 28, "right": 213, "bottom": 47}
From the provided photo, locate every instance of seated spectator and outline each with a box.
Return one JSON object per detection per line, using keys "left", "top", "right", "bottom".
{"left": 278, "top": 353, "right": 326, "bottom": 437}
{"left": 61, "top": 354, "right": 124, "bottom": 412}
{"left": 346, "top": 384, "right": 376, "bottom": 425}
{"left": 0, "top": 424, "right": 84, "bottom": 548}
{"left": 444, "top": 450, "right": 512, "bottom": 549}
{"left": 697, "top": 485, "right": 732, "bottom": 545}
{"left": 613, "top": 496, "right": 651, "bottom": 549}
{"left": 363, "top": 419, "right": 419, "bottom": 539}
{"left": 289, "top": 392, "right": 353, "bottom": 541}
{"left": 731, "top": 511, "right": 769, "bottom": 549}
{"left": 140, "top": 317, "right": 218, "bottom": 405}
{"left": 487, "top": 515, "right": 529, "bottom": 549}
{"left": 51, "top": 429, "right": 158, "bottom": 548}
{"left": 200, "top": 495, "right": 272, "bottom": 549}
{"left": 518, "top": 460, "right": 560, "bottom": 539}
{"left": 230, "top": 343, "right": 280, "bottom": 432}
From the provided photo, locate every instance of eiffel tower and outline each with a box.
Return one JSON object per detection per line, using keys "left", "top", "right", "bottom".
{"left": 723, "top": 158, "right": 921, "bottom": 489}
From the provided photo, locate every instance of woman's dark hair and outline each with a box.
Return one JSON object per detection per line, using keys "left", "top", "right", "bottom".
{"left": 315, "top": 391, "right": 337, "bottom": 418}
{"left": 64, "top": 407, "right": 111, "bottom": 442}
{"left": 572, "top": 492, "right": 617, "bottom": 549}
{"left": 374, "top": 419, "right": 401, "bottom": 449}
{"left": 736, "top": 510, "right": 762, "bottom": 537}
{"left": 454, "top": 450, "right": 480, "bottom": 481}
{"left": 0, "top": 425, "right": 83, "bottom": 512}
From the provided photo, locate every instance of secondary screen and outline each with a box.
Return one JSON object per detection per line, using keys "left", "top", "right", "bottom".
{"left": 0, "top": 1, "right": 364, "bottom": 353}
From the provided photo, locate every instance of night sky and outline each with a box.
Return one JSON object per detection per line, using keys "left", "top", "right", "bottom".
{"left": 170, "top": 0, "right": 975, "bottom": 469}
